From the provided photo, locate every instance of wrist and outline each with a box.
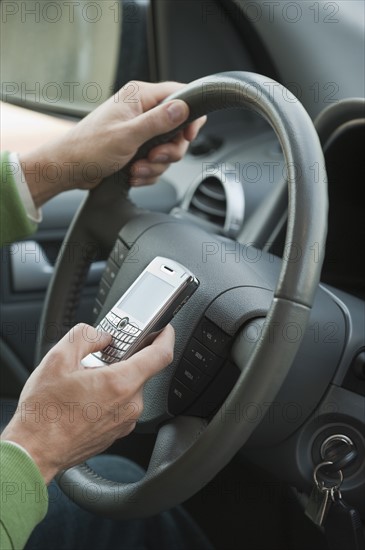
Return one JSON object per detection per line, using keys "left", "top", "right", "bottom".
{"left": 1, "top": 427, "right": 60, "bottom": 485}
{"left": 19, "top": 140, "right": 76, "bottom": 207}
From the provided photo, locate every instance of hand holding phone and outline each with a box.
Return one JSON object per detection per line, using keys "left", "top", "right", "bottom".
{"left": 82, "top": 257, "right": 199, "bottom": 367}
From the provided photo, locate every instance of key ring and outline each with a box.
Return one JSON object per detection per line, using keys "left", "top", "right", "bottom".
{"left": 330, "top": 486, "right": 342, "bottom": 502}
{"left": 313, "top": 461, "right": 344, "bottom": 491}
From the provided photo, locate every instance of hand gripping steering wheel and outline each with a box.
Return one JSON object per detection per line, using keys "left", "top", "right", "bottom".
{"left": 36, "top": 72, "right": 328, "bottom": 518}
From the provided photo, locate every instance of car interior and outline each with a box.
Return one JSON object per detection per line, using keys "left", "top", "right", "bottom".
{"left": 1, "top": 1, "right": 364, "bottom": 549}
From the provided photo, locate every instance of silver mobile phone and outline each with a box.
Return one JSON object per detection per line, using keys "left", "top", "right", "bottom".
{"left": 82, "top": 257, "right": 199, "bottom": 367}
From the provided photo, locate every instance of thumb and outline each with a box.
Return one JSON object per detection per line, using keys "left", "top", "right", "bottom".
{"left": 60, "top": 323, "right": 112, "bottom": 365}
{"left": 112, "top": 325, "right": 175, "bottom": 385}
{"left": 129, "top": 100, "right": 189, "bottom": 146}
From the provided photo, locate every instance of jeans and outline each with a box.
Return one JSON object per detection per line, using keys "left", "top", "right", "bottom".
{"left": 25, "top": 454, "right": 213, "bottom": 550}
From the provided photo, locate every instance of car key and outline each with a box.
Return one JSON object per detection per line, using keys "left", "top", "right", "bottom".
{"left": 304, "top": 461, "right": 343, "bottom": 527}
{"left": 324, "top": 493, "right": 365, "bottom": 550}
{"left": 305, "top": 482, "right": 332, "bottom": 527}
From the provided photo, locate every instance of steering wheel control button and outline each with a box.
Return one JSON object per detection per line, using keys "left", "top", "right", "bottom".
{"left": 176, "top": 359, "right": 210, "bottom": 392}
{"left": 194, "top": 318, "right": 231, "bottom": 356}
{"left": 110, "top": 238, "right": 129, "bottom": 267}
{"left": 168, "top": 380, "right": 197, "bottom": 415}
{"left": 103, "top": 258, "right": 119, "bottom": 286}
{"left": 96, "top": 279, "right": 111, "bottom": 304}
{"left": 184, "top": 338, "right": 223, "bottom": 376}
{"left": 186, "top": 360, "right": 240, "bottom": 418}
{"left": 92, "top": 299, "right": 103, "bottom": 321}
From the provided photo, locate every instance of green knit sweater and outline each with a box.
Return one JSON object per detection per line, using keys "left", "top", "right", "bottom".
{"left": 0, "top": 443, "right": 48, "bottom": 549}
{"left": 0, "top": 152, "right": 47, "bottom": 549}
{"left": 0, "top": 151, "right": 37, "bottom": 247}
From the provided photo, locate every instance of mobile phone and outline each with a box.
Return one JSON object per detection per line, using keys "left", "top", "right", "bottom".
{"left": 82, "top": 257, "right": 199, "bottom": 367}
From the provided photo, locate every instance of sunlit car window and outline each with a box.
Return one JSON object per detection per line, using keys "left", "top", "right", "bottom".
{"left": 0, "top": 0, "right": 121, "bottom": 115}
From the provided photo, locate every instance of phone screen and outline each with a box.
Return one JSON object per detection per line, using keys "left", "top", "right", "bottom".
{"left": 116, "top": 272, "right": 175, "bottom": 324}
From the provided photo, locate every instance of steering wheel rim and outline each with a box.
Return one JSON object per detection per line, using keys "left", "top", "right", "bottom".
{"left": 37, "top": 72, "right": 328, "bottom": 518}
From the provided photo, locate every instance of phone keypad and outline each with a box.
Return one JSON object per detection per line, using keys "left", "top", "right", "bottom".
{"left": 92, "top": 314, "right": 141, "bottom": 364}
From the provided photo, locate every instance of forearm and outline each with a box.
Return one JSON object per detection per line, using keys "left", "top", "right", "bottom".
{"left": 19, "top": 136, "right": 77, "bottom": 208}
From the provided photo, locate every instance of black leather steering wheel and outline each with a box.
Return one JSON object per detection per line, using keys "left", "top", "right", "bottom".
{"left": 36, "top": 72, "right": 328, "bottom": 519}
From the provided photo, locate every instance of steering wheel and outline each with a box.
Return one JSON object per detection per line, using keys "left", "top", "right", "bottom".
{"left": 36, "top": 72, "right": 328, "bottom": 519}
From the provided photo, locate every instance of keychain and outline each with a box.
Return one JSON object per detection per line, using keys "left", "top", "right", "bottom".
{"left": 324, "top": 487, "right": 365, "bottom": 550}
{"left": 305, "top": 460, "right": 365, "bottom": 550}
{"left": 304, "top": 461, "right": 343, "bottom": 527}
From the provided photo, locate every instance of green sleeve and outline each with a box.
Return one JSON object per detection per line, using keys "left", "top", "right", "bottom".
{"left": 0, "top": 442, "right": 48, "bottom": 550}
{"left": 0, "top": 152, "right": 38, "bottom": 247}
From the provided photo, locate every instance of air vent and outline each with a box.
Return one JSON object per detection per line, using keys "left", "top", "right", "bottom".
{"left": 189, "top": 177, "right": 227, "bottom": 226}
{"left": 173, "top": 164, "right": 245, "bottom": 237}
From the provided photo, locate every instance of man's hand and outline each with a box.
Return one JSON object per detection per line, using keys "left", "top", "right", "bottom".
{"left": 20, "top": 81, "right": 206, "bottom": 206}
{"left": 1, "top": 323, "right": 175, "bottom": 484}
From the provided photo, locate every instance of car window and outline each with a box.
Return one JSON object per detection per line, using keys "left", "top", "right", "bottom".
{"left": 0, "top": 0, "right": 121, "bottom": 116}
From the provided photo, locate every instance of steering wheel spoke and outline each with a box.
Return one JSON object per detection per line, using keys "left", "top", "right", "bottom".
{"left": 148, "top": 416, "right": 208, "bottom": 472}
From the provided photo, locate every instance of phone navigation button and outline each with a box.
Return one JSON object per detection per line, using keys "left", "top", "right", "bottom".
{"left": 117, "top": 317, "right": 129, "bottom": 330}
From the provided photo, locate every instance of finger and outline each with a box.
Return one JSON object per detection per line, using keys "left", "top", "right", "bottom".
{"left": 183, "top": 116, "right": 207, "bottom": 142}
{"left": 56, "top": 324, "right": 112, "bottom": 366}
{"left": 129, "top": 132, "right": 189, "bottom": 178}
{"left": 112, "top": 325, "right": 175, "bottom": 385}
{"left": 147, "top": 134, "right": 190, "bottom": 164}
{"left": 126, "top": 100, "right": 189, "bottom": 148}
{"left": 130, "top": 174, "right": 166, "bottom": 187}
{"left": 136, "top": 81, "right": 186, "bottom": 111}
{"left": 133, "top": 116, "right": 207, "bottom": 168}
{"left": 130, "top": 160, "right": 172, "bottom": 180}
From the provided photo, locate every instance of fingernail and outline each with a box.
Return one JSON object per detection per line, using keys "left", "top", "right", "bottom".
{"left": 130, "top": 178, "right": 143, "bottom": 187}
{"left": 167, "top": 100, "right": 187, "bottom": 123}
{"left": 153, "top": 154, "right": 169, "bottom": 163}
{"left": 139, "top": 167, "right": 151, "bottom": 176}
{"left": 134, "top": 165, "right": 151, "bottom": 177}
